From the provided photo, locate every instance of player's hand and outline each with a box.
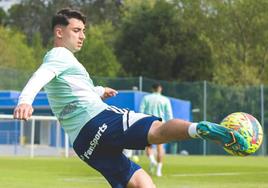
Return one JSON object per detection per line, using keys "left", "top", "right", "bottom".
{"left": 13, "top": 103, "right": 34, "bottom": 121}
{"left": 101, "top": 87, "right": 118, "bottom": 100}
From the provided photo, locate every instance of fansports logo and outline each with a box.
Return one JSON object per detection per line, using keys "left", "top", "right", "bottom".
{"left": 80, "top": 124, "right": 107, "bottom": 160}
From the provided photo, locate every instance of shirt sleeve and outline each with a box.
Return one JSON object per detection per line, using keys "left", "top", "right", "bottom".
{"left": 18, "top": 67, "right": 56, "bottom": 105}
{"left": 41, "top": 60, "right": 70, "bottom": 77}
{"left": 93, "top": 86, "right": 105, "bottom": 97}
{"left": 42, "top": 48, "right": 73, "bottom": 77}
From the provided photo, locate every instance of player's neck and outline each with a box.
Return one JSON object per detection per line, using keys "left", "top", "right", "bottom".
{"left": 53, "top": 41, "right": 74, "bottom": 54}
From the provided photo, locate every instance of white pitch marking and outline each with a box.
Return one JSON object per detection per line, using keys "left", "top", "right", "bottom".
{"left": 60, "top": 176, "right": 106, "bottom": 183}
{"left": 171, "top": 171, "right": 268, "bottom": 177}
{"left": 171, "top": 172, "right": 242, "bottom": 177}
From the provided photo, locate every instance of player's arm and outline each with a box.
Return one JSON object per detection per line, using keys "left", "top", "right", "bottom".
{"left": 94, "top": 86, "right": 118, "bottom": 100}
{"left": 13, "top": 68, "right": 55, "bottom": 120}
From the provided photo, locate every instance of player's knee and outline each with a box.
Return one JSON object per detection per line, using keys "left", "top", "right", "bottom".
{"left": 127, "top": 169, "right": 155, "bottom": 188}
{"left": 128, "top": 181, "right": 156, "bottom": 188}
{"left": 148, "top": 121, "right": 164, "bottom": 144}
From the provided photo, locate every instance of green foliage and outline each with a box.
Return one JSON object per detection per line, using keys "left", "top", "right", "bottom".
{"left": 2, "top": 0, "right": 268, "bottom": 84}
{"left": 0, "top": 7, "right": 6, "bottom": 25}
{"left": 31, "top": 32, "right": 46, "bottom": 63}
{"left": 116, "top": 0, "right": 213, "bottom": 81}
{"left": 0, "top": 27, "right": 37, "bottom": 90}
{"left": 79, "top": 0, "right": 123, "bottom": 25}
{"left": 76, "top": 22, "right": 121, "bottom": 77}
{"left": 8, "top": 0, "right": 48, "bottom": 45}
{"left": 0, "top": 26, "right": 37, "bottom": 71}
{"left": 213, "top": 61, "right": 260, "bottom": 85}
{"left": 200, "top": 0, "right": 268, "bottom": 85}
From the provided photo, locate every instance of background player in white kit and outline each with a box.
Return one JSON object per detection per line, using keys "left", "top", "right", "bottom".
{"left": 13, "top": 8, "right": 249, "bottom": 188}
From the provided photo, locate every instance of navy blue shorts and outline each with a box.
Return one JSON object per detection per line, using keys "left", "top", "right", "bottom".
{"left": 73, "top": 106, "right": 160, "bottom": 188}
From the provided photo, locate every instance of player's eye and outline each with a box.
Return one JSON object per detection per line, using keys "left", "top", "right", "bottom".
{"left": 73, "top": 28, "right": 81, "bottom": 33}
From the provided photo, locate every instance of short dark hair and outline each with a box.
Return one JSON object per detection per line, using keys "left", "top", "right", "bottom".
{"left": 152, "top": 83, "right": 162, "bottom": 90}
{"left": 51, "top": 8, "right": 86, "bottom": 30}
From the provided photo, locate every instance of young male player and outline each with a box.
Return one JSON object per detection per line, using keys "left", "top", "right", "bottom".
{"left": 13, "top": 8, "right": 248, "bottom": 188}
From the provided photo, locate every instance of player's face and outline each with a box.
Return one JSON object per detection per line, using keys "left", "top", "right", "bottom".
{"left": 60, "top": 18, "right": 86, "bottom": 53}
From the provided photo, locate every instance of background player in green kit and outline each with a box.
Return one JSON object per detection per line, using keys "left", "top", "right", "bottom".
{"left": 13, "top": 8, "right": 249, "bottom": 188}
{"left": 140, "top": 83, "right": 173, "bottom": 177}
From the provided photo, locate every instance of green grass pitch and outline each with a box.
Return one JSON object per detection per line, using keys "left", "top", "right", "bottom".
{"left": 1, "top": 155, "right": 268, "bottom": 188}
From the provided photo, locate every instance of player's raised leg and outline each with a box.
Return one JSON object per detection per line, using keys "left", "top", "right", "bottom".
{"left": 147, "top": 119, "right": 249, "bottom": 152}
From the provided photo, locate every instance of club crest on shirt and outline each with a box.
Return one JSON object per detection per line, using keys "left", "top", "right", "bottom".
{"left": 59, "top": 100, "right": 79, "bottom": 120}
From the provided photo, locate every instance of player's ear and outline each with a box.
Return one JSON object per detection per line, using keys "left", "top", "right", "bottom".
{"left": 54, "top": 26, "right": 63, "bottom": 39}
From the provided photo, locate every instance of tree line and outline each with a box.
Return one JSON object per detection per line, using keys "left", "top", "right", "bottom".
{"left": 0, "top": 0, "right": 267, "bottom": 85}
